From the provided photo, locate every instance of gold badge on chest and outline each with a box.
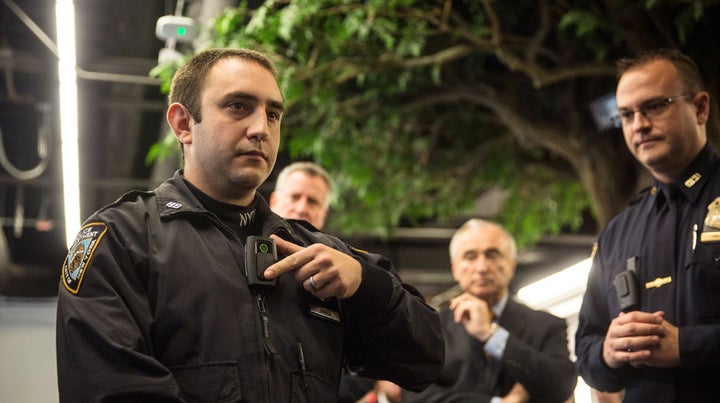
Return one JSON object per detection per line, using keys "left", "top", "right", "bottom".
{"left": 700, "top": 196, "right": 720, "bottom": 243}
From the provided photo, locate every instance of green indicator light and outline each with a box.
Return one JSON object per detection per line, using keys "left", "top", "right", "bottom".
{"left": 259, "top": 244, "right": 269, "bottom": 253}
{"left": 177, "top": 27, "right": 186, "bottom": 36}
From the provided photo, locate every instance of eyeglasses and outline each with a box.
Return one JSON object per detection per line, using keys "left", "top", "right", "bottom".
{"left": 610, "top": 94, "right": 694, "bottom": 129}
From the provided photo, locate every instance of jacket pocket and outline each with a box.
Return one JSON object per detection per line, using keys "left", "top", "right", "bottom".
{"left": 685, "top": 243, "right": 720, "bottom": 322}
{"left": 290, "top": 369, "right": 337, "bottom": 403}
{"left": 171, "top": 361, "right": 242, "bottom": 402}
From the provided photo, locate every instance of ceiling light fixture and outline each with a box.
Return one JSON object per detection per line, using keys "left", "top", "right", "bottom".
{"left": 55, "top": 0, "right": 80, "bottom": 248}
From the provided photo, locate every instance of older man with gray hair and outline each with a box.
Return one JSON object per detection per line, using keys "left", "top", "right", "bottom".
{"left": 270, "top": 161, "right": 332, "bottom": 229}
{"left": 403, "top": 218, "right": 577, "bottom": 402}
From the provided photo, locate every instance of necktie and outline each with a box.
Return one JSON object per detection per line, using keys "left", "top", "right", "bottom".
{"left": 643, "top": 185, "right": 678, "bottom": 323}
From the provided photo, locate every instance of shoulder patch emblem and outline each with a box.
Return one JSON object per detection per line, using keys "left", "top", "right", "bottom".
{"left": 62, "top": 222, "right": 108, "bottom": 294}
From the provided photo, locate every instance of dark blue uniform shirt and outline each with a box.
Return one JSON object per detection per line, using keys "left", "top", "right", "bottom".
{"left": 575, "top": 144, "right": 720, "bottom": 402}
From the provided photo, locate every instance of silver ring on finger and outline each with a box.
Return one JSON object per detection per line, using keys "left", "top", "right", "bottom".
{"left": 308, "top": 275, "right": 320, "bottom": 292}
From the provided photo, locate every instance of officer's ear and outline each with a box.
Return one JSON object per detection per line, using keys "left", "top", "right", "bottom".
{"left": 167, "top": 103, "right": 194, "bottom": 146}
{"left": 693, "top": 91, "right": 710, "bottom": 125}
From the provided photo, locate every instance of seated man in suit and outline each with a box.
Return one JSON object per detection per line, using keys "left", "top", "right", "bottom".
{"left": 403, "top": 218, "right": 577, "bottom": 403}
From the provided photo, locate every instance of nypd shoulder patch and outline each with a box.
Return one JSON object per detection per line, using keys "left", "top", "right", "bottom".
{"left": 62, "top": 222, "right": 108, "bottom": 294}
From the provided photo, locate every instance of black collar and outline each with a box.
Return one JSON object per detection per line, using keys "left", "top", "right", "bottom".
{"left": 651, "top": 143, "right": 720, "bottom": 205}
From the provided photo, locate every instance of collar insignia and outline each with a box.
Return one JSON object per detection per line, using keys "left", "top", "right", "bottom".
{"left": 684, "top": 172, "right": 701, "bottom": 188}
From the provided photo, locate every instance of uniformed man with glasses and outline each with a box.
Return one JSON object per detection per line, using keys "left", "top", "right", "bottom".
{"left": 575, "top": 48, "right": 720, "bottom": 402}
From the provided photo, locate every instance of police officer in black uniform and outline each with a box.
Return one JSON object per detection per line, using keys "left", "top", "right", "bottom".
{"left": 56, "top": 48, "right": 444, "bottom": 402}
{"left": 575, "top": 48, "right": 720, "bottom": 401}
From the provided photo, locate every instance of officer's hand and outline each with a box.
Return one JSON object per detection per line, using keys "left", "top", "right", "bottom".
{"left": 634, "top": 316, "right": 680, "bottom": 368}
{"left": 602, "top": 311, "right": 664, "bottom": 368}
{"left": 375, "top": 380, "right": 401, "bottom": 403}
{"left": 449, "top": 293, "right": 494, "bottom": 342}
{"left": 263, "top": 236, "right": 362, "bottom": 299}
{"left": 502, "top": 382, "right": 530, "bottom": 403}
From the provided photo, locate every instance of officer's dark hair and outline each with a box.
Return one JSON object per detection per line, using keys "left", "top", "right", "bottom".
{"left": 169, "top": 48, "right": 278, "bottom": 124}
{"left": 616, "top": 48, "right": 706, "bottom": 94}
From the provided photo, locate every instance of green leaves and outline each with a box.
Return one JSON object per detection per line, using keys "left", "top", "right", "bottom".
{"left": 146, "top": 0, "right": 717, "bottom": 246}
{"left": 203, "top": 2, "right": 592, "bottom": 240}
{"left": 145, "top": 132, "right": 181, "bottom": 167}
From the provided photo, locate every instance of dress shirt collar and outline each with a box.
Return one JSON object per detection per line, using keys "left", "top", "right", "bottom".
{"left": 650, "top": 143, "right": 720, "bottom": 205}
{"left": 492, "top": 293, "right": 509, "bottom": 320}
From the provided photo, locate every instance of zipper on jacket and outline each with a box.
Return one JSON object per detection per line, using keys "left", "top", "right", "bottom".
{"left": 296, "top": 343, "right": 308, "bottom": 390}
{"left": 256, "top": 293, "right": 278, "bottom": 355}
{"left": 256, "top": 292, "right": 277, "bottom": 401}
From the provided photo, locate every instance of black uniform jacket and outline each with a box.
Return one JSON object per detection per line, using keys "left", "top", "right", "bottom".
{"left": 403, "top": 298, "right": 577, "bottom": 403}
{"left": 56, "top": 171, "right": 443, "bottom": 403}
{"left": 575, "top": 144, "right": 720, "bottom": 401}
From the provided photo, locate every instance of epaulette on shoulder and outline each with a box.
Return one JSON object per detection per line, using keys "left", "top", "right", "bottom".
{"left": 94, "top": 189, "right": 155, "bottom": 214}
{"left": 629, "top": 185, "right": 652, "bottom": 206}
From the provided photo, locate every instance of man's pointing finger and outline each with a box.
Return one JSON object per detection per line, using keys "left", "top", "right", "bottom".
{"left": 263, "top": 236, "right": 305, "bottom": 279}
{"left": 271, "top": 235, "right": 304, "bottom": 255}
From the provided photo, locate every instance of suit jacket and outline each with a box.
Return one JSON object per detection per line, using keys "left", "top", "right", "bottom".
{"left": 404, "top": 298, "right": 577, "bottom": 403}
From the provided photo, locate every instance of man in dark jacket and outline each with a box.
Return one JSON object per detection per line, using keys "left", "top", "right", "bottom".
{"left": 56, "top": 48, "right": 443, "bottom": 402}
{"left": 575, "top": 49, "right": 720, "bottom": 401}
{"left": 403, "top": 219, "right": 577, "bottom": 403}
